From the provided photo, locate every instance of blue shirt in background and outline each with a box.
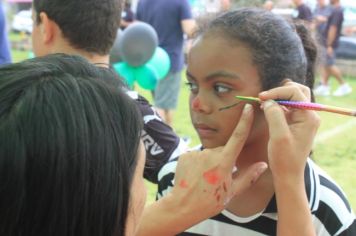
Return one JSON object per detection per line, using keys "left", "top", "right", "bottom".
{"left": 314, "top": 5, "right": 332, "bottom": 39}
{"left": 136, "top": 0, "right": 193, "bottom": 73}
{"left": 0, "top": 3, "right": 11, "bottom": 65}
{"left": 323, "top": 6, "right": 344, "bottom": 48}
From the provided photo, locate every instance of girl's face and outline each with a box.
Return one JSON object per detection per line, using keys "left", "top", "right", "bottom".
{"left": 187, "top": 35, "right": 265, "bottom": 148}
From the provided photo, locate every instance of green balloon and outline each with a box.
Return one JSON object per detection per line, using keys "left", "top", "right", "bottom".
{"left": 146, "top": 47, "right": 170, "bottom": 80}
{"left": 113, "top": 62, "right": 136, "bottom": 88}
{"left": 28, "top": 51, "right": 34, "bottom": 59}
{"left": 135, "top": 64, "right": 158, "bottom": 90}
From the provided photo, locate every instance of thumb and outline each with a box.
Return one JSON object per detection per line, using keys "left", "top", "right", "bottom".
{"left": 230, "top": 162, "right": 268, "bottom": 198}
{"left": 222, "top": 103, "right": 254, "bottom": 169}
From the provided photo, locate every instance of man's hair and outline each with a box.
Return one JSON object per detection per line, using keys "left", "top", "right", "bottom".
{"left": 33, "top": 0, "right": 122, "bottom": 55}
{"left": 0, "top": 54, "right": 142, "bottom": 236}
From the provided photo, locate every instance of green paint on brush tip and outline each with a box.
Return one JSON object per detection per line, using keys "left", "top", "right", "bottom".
{"left": 235, "top": 96, "right": 261, "bottom": 102}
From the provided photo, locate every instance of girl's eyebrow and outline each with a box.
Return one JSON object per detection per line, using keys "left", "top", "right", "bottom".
{"left": 186, "top": 70, "right": 240, "bottom": 81}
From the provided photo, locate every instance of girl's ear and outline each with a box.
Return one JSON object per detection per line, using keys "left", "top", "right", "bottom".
{"left": 38, "top": 12, "right": 56, "bottom": 44}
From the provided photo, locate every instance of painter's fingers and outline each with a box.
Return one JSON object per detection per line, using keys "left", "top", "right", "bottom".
{"left": 259, "top": 82, "right": 310, "bottom": 102}
{"left": 282, "top": 80, "right": 311, "bottom": 100}
{"left": 262, "top": 100, "right": 291, "bottom": 139}
{"left": 221, "top": 104, "right": 254, "bottom": 169}
{"left": 230, "top": 162, "right": 268, "bottom": 198}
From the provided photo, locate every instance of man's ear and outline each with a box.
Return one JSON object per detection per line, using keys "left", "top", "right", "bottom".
{"left": 38, "top": 12, "right": 57, "bottom": 44}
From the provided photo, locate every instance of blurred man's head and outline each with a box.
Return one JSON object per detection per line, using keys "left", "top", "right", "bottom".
{"left": 292, "top": 0, "right": 303, "bottom": 6}
{"left": 330, "top": 0, "right": 340, "bottom": 5}
{"left": 221, "top": 0, "right": 231, "bottom": 11}
{"left": 263, "top": 0, "right": 274, "bottom": 11}
{"left": 31, "top": 0, "right": 122, "bottom": 58}
{"left": 317, "top": 0, "right": 327, "bottom": 7}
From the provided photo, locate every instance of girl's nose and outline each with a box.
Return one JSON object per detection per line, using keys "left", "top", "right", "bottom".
{"left": 191, "top": 95, "right": 212, "bottom": 114}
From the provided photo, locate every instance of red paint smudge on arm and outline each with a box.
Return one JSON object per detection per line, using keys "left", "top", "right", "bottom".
{"left": 203, "top": 168, "right": 220, "bottom": 185}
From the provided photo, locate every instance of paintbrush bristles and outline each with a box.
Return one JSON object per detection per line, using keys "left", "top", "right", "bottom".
{"left": 235, "top": 96, "right": 261, "bottom": 102}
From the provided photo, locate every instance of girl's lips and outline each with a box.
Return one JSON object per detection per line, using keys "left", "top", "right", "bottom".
{"left": 194, "top": 124, "right": 217, "bottom": 138}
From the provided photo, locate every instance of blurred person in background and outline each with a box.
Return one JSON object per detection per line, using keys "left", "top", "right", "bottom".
{"left": 314, "top": 0, "right": 352, "bottom": 96}
{"left": 292, "top": 0, "right": 313, "bottom": 26}
{"left": 263, "top": 0, "right": 274, "bottom": 12}
{"left": 312, "top": 0, "right": 331, "bottom": 90}
{"left": 220, "top": 0, "right": 231, "bottom": 11}
{"left": 136, "top": 0, "right": 196, "bottom": 126}
{"left": 313, "top": 0, "right": 332, "bottom": 43}
{"left": 120, "top": 1, "right": 135, "bottom": 30}
{"left": 0, "top": 1, "right": 11, "bottom": 64}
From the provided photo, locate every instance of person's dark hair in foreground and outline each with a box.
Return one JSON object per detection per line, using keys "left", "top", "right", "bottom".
{"left": 0, "top": 54, "right": 143, "bottom": 236}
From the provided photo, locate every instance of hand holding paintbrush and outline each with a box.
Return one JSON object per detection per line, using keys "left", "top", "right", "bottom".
{"left": 231, "top": 96, "right": 356, "bottom": 117}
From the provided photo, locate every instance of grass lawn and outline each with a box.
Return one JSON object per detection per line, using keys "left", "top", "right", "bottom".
{"left": 10, "top": 37, "right": 356, "bottom": 212}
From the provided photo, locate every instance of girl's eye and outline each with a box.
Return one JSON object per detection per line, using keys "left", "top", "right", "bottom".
{"left": 185, "top": 81, "right": 198, "bottom": 93}
{"left": 214, "top": 84, "right": 231, "bottom": 94}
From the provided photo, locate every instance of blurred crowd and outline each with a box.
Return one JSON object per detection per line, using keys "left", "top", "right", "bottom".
{"left": 291, "top": 0, "right": 353, "bottom": 96}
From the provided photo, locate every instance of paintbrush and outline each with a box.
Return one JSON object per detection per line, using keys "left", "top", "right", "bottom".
{"left": 230, "top": 96, "right": 356, "bottom": 117}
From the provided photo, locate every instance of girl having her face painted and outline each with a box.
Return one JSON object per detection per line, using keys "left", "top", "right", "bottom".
{"left": 157, "top": 8, "right": 355, "bottom": 236}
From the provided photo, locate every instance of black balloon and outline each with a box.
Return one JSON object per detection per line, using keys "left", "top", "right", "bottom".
{"left": 118, "top": 22, "right": 158, "bottom": 67}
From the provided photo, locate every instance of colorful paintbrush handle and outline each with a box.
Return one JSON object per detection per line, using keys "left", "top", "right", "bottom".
{"left": 275, "top": 100, "right": 324, "bottom": 110}
{"left": 276, "top": 100, "right": 356, "bottom": 116}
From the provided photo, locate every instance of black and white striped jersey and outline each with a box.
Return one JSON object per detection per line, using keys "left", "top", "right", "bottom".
{"left": 157, "top": 150, "right": 356, "bottom": 236}
{"left": 126, "top": 91, "right": 189, "bottom": 183}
